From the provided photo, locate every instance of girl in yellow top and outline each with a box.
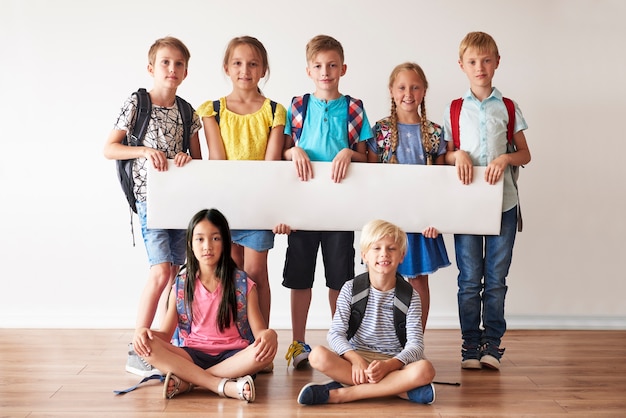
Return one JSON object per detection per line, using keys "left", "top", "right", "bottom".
{"left": 197, "top": 36, "right": 286, "bottom": 329}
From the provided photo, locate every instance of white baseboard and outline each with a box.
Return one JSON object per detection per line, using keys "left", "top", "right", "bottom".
{"left": 2, "top": 314, "right": 624, "bottom": 330}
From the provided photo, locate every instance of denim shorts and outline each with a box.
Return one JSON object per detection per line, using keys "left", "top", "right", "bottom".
{"left": 231, "top": 229, "right": 275, "bottom": 252}
{"left": 136, "top": 201, "right": 186, "bottom": 266}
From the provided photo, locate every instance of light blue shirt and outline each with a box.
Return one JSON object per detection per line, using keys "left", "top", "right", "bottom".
{"left": 443, "top": 87, "right": 528, "bottom": 212}
{"left": 285, "top": 94, "right": 373, "bottom": 162}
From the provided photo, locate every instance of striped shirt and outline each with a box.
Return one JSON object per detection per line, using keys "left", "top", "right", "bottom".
{"left": 327, "top": 279, "right": 425, "bottom": 365}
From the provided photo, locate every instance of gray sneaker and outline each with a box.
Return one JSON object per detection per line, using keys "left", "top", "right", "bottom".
{"left": 125, "top": 343, "right": 163, "bottom": 377}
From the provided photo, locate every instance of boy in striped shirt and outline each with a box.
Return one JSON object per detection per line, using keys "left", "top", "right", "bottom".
{"left": 297, "top": 220, "right": 436, "bottom": 405}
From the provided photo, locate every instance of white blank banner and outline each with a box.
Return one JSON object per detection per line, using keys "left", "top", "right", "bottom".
{"left": 147, "top": 160, "right": 503, "bottom": 234}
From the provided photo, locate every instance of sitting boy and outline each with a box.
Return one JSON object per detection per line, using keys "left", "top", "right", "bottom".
{"left": 298, "top": 219, "right": 436, "bottom": 405}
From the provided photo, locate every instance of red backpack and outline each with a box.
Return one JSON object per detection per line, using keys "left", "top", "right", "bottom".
{"left": 450, "top": 97, "right": 523, "bottom": 232}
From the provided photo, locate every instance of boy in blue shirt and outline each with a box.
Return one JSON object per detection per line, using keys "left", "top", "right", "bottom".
{"left": 443, "top": 31, "right": 531, "bottom": 370}
{"left": 281, "top": 35, "right": 373, "bottom": 369}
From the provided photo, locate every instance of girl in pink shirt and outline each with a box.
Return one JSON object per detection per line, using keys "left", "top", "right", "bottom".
{"left": 132, "top": 208, "right": 278, "bottom": 402}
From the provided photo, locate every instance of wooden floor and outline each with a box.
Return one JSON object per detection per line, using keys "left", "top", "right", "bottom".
{"left": 1, "top": 329, "right": 625, "bottom": 417}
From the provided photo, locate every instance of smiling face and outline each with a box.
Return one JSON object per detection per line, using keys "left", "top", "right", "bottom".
{"left": 148, "top": 46, "right": 188, "bottom": 90}
{"left": 191, "top": 219, "right": 223, "bottom": 271}
{"left": 224, "top": 43, "right": 266, "bottom": 92}
{"left": 306, "top": 50, "right": 346, "bottom": 99}
{"left": 390, "top": 69, "right": 426, "bottom": 122}
{"left": 361, "top": 235, "right": 405, "bottom": 277}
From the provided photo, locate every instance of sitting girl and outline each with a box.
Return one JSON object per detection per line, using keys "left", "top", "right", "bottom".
{"left": 132, "top": 208, "right": 278, "bottom": 402}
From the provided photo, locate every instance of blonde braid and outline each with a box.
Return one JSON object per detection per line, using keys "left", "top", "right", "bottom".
{"left": 389, "top": 98, "right": 399, "bottom": 164}
{"left": 420, "top": 98, "right": 432, "bottom": 165}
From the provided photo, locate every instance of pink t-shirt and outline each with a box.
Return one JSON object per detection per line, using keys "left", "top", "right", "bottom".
{"left": 184, "top": 277, "right": 256, "bottom": 356}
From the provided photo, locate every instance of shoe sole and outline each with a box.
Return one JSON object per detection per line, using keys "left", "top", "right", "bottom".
{"left": 126, "top": 365, "right": 164, "bottom": 377}
{"left": 461, "top": 359, "right": 481, "bottom": 369}
{"left": 294, "top": 358, "right": 310, "bottom": 370}
{"left": 480, "top": 355, "right": 501, "bottom": 370}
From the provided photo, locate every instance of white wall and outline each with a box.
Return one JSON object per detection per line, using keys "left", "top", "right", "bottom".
{"left": 1, "top": 0, "right": 624, "bottom": 330}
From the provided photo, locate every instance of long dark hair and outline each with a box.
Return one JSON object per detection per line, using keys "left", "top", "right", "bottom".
{"left": 183, "top": 208, "right": 238, "bottom": 332}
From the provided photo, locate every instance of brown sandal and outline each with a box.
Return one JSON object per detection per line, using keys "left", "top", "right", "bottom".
{"left": 163, "top": 372, "right": 194, "bottom": 399}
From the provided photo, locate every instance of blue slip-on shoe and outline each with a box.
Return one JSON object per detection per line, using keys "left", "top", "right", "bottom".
{"left": 407, "top": 383, "right": 435, "bottom": 405}
{"left": 297, "top": 380, "right": 343, "bottom": 405}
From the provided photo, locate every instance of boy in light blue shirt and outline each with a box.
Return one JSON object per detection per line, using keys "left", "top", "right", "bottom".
{"left": 443, "top": 31, "right": 531, "bottom": 370}
{"left": 281, "top": 34, "right": 373, "bottom": 369}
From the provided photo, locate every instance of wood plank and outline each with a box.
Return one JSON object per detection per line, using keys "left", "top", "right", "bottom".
{"left": 0, "top": 329, "right": 625, "bottom": 417}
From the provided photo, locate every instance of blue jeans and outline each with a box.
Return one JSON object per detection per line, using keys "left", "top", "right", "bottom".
{"left": 454, "top": 207, "right": 517, "bottom": 348}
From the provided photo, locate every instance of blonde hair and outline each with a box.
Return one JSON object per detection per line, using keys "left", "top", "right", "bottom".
{"left": 360, "top": 219, "right": 407, "bottom": 256}
{"left": 148, "top": 36, "right": 191, "bottom": 67}
{"left": 223, "top": 36, "right": 270, "bottom": 80}
{"left": 387, "top": 62, "right": 436, "bottom": 164}
{"left": 459, "top": 31, "right": 500, "bottom": 60}
{"left": 305, "top": 35, "right": 344, "bottom": 63}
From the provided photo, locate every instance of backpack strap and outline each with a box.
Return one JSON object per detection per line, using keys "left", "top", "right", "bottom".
{"left": 450, "top": 98, "right": 463, "bottom": 150}
{"left": 213, "top": 99, "right": 221, "bottom": 125}
{"left": 268, "top": 100, "right": 278, "bottom": 133}
{"left": 234, "top": 270, "right": 255, "bottom": 344}
{"left": 503, "top": 97, "right": 515, "bottom": 143}
{"left": 128, "top": 88, "right": 152, "bottom": 147}
{"left": 393, "top": 274, "right": 413, "bottom": 347}
{"left": 175, "top": 96, "right": 193, "bottom": 153}
{"left": 373, "top": 117, "right": 393, "bottom": 163}
{"left": 113, "top": 373, "right": 164, "bottom": 395}
{"left": 173, "top": 272, "right": 191, "bottom": 347}
{"left": 345, "top": 95, "right": 364, "bottom": 149}
{"left": 346, "top": 272, "right": 412, "bottom": 347}
{"left": 346, "top": 273, "right": 370, "bottom": 341}
{"left": 502, "top": 97, "right": 523, "bottom": 232}
{"left": 290, "top": 94, "right": 310, "bottom": 145}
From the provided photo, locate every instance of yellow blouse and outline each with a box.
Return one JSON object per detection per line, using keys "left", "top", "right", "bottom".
{"left": 197, "top": 97, "right": 286, "bottom": 160}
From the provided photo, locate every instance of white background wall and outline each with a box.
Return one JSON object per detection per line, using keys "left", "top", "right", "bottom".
{"left": 1, "top": 0, "right": 624, "bottom": 330}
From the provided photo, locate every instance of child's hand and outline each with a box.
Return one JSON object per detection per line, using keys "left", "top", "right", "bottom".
{"left": 252, "top": 329, "right": 278, "bottom": 362}
{"left": 143, "top": 148, "right": 168, "bottom": 171}
{"left": 351, "top": 361, "right": 369, "bottom": 385}
{"left": 289, "top": 147, "right": 313, "bottom": 181}
{"left": 365, "top": 359, "right": 392, "bottom": 384}
{"left": 330, "top": 148, "right": 353, "bottom": 183}
{"left": 133, "top": 327, "right": 154, "bottom": 357}
{"left": 272, "top": 224, "right": 293, "bottom": 235}
{"left": 173, "top": 152, "right": 193, "bottom": 167}
{"left": 484, "top": 156, "right": 508, "bottom": 185}
{"left": 454, "top": 150, "right": 473, "bottom": 184}
{"left": 422, "top": 226, "right": 439, "bottom": 239}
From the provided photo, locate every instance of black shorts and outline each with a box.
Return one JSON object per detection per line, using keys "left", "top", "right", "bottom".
{"left": 282, "top": 230, "right": 355, "bottom": 290}
{"left": 182, "top": 347, "right": 241, "bottom": 370}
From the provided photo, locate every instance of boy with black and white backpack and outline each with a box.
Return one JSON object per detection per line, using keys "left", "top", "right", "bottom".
{"left": 297, "top": 219, "right": 436, "bottom": 406}
{"left": 103, "top": 36, "right": 202, "bottom": 377}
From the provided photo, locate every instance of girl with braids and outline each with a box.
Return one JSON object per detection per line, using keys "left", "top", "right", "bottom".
{"left": 132, "top": 208, "right": 277, "bottom": 402}
{"left": 367, "top": 62, "right": 450, "bottom": 330}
